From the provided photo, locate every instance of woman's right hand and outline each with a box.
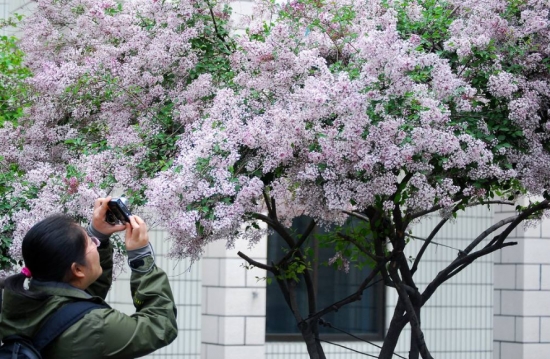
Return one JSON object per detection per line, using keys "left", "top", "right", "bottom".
{"left": 125, "top": 215, "right": 149, "bottom": 251}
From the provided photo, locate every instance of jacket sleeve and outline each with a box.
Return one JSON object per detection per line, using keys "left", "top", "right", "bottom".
{"left": 85, "top": 242, "right": 114, "bottom": 300}
{"left": 94, "top": 254, "right": 178, "bottom": 358}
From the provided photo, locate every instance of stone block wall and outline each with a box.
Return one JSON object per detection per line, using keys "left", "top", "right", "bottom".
{"left": 493, "top": 203, "right": 550, "bottom": 359}
{"left": 201, "top": 238, "right": 267, "bottom": 359}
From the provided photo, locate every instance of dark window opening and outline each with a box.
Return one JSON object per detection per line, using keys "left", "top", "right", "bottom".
{"left": 265, "top": 216, "right": 385, "bottom": 341}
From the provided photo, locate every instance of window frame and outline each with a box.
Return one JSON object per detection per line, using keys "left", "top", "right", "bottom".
{"left": 264, "top": 217, "right": 386, "bottom": 342}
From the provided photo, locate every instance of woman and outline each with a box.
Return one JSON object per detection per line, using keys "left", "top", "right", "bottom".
{"left": 0, "top": 197, "right": 178, "bottom": 358}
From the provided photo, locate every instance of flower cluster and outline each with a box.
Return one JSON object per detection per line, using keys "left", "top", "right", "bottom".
{"left": 2, "top": 0, "right": 550, "bottom": 264}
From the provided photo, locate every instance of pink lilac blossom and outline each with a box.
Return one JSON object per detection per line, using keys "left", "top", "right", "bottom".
{"left": 3, "top": 0, "right": 550, "bottom": 265}
{"left": 328, "top": 251, "right": 351, "bottom": 273}
{"left": 488, "top": 72, "right": 518, "bottom": 99}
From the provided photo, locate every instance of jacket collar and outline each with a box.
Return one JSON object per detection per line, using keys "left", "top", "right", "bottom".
{"left": 29, "top": 279, "right": 92, "bottom": 299}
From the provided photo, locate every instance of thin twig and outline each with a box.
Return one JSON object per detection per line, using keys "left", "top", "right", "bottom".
{"left": 406, "top": 233, "right": 462, "bottom": 252}
{"left": 205, "top": 0, "right": 232, "bottom": 53}
{"left": 336, "top": 232, "right": 380, "bottom": 263}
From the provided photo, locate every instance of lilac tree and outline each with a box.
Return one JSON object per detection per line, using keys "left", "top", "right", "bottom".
{"left": 2, "top": 0, "right": 550, "bottom": 358}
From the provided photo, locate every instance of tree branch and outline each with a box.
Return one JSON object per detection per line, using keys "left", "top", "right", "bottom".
{"left": 298, "top": 250, "right": 318, "bottom": 316}
{"left": 379, "top": 298, "right": 409, "bottom": 359}
{"left": 421, "top": 201, "right": 550, "bottom": 305}
{"left": 491, "top": 200, "right": 549, "bottom": 246}
{"left": 238, "top": 251, "right": 274, "bottom": 272}
{"left": 336, "top": 232, "right": 381, "bottom": 263}
{"left": 411, "top": 217, "right": 449, "bottom": 275}
{"left": 391, "top": 173, "right": 413, "bottom": 240}
{"left": 253, "top": 209, "right": 317, "bottom": 318}
{"left": 277, "top": 219, "right": 316, "bottom": 266}
{"left": 466, "top": 200, "right": 515, "bottom": 208}
{"left": 405, "top": 204, "right": 445, "bottom": 223}
{"left": 252, "top": 212, "right": 296, "bottom": 247}
{"left": 304, "top": 262, "right": 384, "bottom": 324}
{"left": 461, "top": 215, "right": 516, "bottom": 255}
{"left": 288, "top": 280, "right": 304, "bottom": 322}
{"left": 395, "top": 251, "right": 418, "bottom": 295}
{"left": 342, "top": 210, "right": 370, "bottom": 222}
{"left": 263, "top": 190, "right": 273, "bottom": 217}
{"left": 410, "top": 200, "right": 518, "bottom": 275}
{"left": 443, "top": 242, "right": 517, "bottom": 286}
{"left": 422, "top": 241, "right": 517, "bottom": 305}
{"left": 274, "top": 275, "right": 292, "bottom": 309}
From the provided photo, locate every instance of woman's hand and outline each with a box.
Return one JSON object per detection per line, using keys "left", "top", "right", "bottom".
{"left": 125, "top": 215, "right": 149, "bottom": 251}
{"left": 92, "top": 196, "right": 127, "bottom": 236}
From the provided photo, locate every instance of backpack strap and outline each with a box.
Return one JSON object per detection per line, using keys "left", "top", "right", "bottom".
{"left": 1, "top": 335, "right": 42, "bottom": 358}
{"left": 33, "top": 301, "right": 106, "bottom": 352}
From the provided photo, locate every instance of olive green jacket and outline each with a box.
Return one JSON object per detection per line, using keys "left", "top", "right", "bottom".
{"left": 0, "top": 243, "right": 178, "bottom": 359}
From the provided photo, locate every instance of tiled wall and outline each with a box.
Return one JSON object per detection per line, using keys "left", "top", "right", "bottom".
{"left": 200, "top": 230, "right": 267, "bottom": 359}
{"left": 493, "top": 202, "right": 550, "bottom": 359}
{"left": 106, "top": 227, "right": 202, "bottom": 359}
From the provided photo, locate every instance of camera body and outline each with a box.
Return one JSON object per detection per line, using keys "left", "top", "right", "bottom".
{"left": 106, "top": 197, "right": 132, "bottom": 224}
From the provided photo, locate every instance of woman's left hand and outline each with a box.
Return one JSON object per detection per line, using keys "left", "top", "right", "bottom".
{"left": 92, "top": 196, "right": 127, "bottom": 236}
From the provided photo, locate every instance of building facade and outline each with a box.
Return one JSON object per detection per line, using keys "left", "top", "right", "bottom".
{"left": 2, "top": 2, "right": 550, "bottom": 358}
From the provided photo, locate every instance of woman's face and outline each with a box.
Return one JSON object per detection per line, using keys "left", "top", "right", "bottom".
{"left": 82, "top": 234, "right": 103, "bottom": 287}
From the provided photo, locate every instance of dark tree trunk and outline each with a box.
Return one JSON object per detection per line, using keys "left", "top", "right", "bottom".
{"left": 379, "top": 298, "right": 408, "bottom": 359}
{"left": 299, "top": 321, "right": 326, "bottom": 359}
{"left": 408, "top": 305, "right": 421, "bottom": 359}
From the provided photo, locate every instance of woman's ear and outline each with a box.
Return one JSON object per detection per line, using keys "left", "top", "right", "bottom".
{"left": 67, "top": 262, "right": 91, "bottom": 290}
{"left": 70, "top": 262, "right": 86, "bottom": 280}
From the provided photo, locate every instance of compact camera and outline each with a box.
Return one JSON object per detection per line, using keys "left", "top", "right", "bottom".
{"left": 106, "top": 197, "right": 132, "bottom": 224}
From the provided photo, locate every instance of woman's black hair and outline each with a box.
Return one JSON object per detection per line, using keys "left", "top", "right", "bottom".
{"left": 4, "top": 214, "right": 88, "bottom": 299}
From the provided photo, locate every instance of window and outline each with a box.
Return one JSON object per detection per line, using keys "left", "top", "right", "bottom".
{"left": 265, "top": 216, "right": 385, "bottom": 341}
